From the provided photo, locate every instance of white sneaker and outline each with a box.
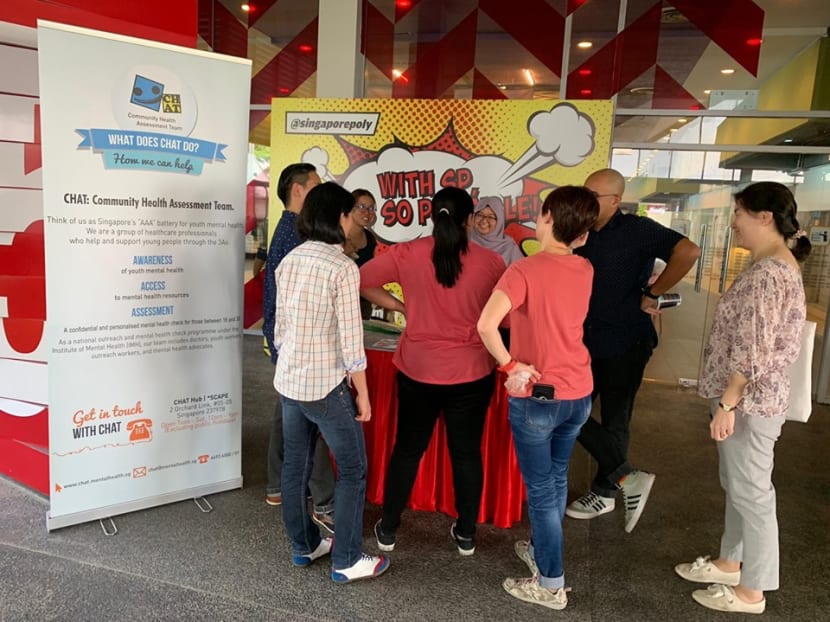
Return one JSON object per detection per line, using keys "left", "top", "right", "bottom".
{"left": 503, "top": 577, "right": 569, "bottom": 611}
{"left": 620, "top": 470, "right": 656, "bottom": 533}
{"left": 514, "top": 540, "right": 538, "bottom": 576}
{"left": 675, "top": 556, "right": 740, "bottom": 586}
{"left": 291, "top": 537, "right": 332, "bottom": 567}
{"left": 565, "top": 491, "right": 615, "bottom": 519}
{"left": 692, "top": 584, "right": 765, "bottom": 614}
{"left": 331, "top": 553, "right": 390, "bottom": 583}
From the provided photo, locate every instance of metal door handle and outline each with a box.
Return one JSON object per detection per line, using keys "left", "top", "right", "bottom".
{"left": 694, "top": 224, "right": 707, "bottom": 293}
{"left": 718, "top": 227, "right": 733, "bottom": 294}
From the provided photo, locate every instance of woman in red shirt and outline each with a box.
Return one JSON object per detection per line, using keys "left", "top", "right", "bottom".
{"left": 477, "top": 186, "right": 598, "bottom": 611}
{"left": 360, "top": 187, "right": 505, "bottom": 556}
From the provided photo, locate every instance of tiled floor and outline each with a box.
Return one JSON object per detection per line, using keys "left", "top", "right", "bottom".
{"left": 1, "top": 335, "right": 828, "bottom": 621}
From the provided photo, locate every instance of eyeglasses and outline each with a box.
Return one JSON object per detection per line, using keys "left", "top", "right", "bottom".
{"left": 355, "top": 203, "right": 376, "bottom": 212}
{"left": 589, "top": 191, "right": 619, "bottom": 199}
{"left": 474, "top": 214, "right": 497, "bottom": 223}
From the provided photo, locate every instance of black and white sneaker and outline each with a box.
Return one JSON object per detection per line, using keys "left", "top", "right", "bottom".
{"left": 565, "top": 491, "right": 616, "bottom": 519}
{"left": 621, "top": 470, "right": 656, "bottom": 533}
{"left": 374, "top": 519, "right": 396, "bottom": 552}
{"left": 450, "top": 522, "right": 476, "bottom": 556}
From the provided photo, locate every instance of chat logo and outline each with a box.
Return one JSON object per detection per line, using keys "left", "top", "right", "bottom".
{"left": 131, "top": 75, "right": 164, "bottom": 111}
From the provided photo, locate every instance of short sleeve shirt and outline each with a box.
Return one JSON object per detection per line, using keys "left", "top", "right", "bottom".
{"left": 495, "top": 253, "right": 594, "bottom": 399}
{"left": 575, "top": 210, "right": 684, "bottom": 358}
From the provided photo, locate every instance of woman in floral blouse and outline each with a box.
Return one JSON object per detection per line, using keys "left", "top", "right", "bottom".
{"left": 674, "top": 182, "right": 811, "bottom": 614}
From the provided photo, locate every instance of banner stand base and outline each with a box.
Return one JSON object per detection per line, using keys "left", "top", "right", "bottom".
{"left": 46, "top": 477, "right": 243, "bottom": 531}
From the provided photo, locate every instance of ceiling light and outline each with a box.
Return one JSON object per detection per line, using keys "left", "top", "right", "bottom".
{"left": 576, "top": 41, "right": 593, "bottom": 49}
{"left": 720, "top": 68, "right": 735, "bottom": 75}
{"left": 670, "top": 128, "right": 678, "bottom": 132}
{"left": 392, "top": 69, "right": 402, "bottom": 78}
{"left": 523, "top": 68, "right": 535, "bottom": 86}
{"left": 578, "top": 69, "right": 592, "bottom": 76}
{"left": 678, "top": 118, "right": 687, "bottom": 123}
{"left": 396, "top": 0, "right": 412, "bottom": 7}
{"left": 783, "top": 138, "right": 793, "bottom": 143}
{"left": 580, "top": 89, "right": 592, "bottom": 96}
{"left": 497, "top": 84, "right": 507, "bottom": 90}
{"left": 746, "top": 37, "right": 763, "bottom": 46}
{"left": 298, "top": 44, "right": 314, "bottom": 53}
{"left": 278, "top": 87, "right": 290, "bottom": 94}
{"left": 703, "top": 89, "right": 711, "bottom": 94}
{"left": 241, "top": 3, "right": 252, "bottom": 11}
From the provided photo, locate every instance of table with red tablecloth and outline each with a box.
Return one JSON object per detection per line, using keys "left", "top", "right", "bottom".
{"left": 362, "top": 347, "right": 526, "bottom": 529}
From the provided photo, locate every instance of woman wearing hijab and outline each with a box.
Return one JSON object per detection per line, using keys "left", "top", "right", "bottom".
{"left": 471, "top": 196, "right": 524, "bottom": 266}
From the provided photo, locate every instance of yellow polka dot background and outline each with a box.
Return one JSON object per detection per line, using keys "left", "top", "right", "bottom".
{"left": 268, "top": 98, "right": 614, "bottom": 233}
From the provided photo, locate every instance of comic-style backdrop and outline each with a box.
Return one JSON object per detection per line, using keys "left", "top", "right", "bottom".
{"left": 269, "top": 98, "right": 613, "bottom": 255}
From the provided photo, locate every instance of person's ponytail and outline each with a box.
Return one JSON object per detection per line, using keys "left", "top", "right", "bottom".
{"left": 789, "top": 216, "right": 812, "bottom": 262}
{"left": 431, "top": 187, "right": 473, "bottom": 287}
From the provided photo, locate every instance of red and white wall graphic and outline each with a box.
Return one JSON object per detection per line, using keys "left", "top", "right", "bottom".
{"left": 0, "top": 0, "right": 197, "bottom": 496}
{"left": 0, "top": 27, "right": 48, "bottom": 493}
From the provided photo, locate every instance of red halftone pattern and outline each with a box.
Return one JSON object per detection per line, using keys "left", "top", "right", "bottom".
{"left": 414, "top": 123, "right": 477, "bottom": 160}
{"left": 336, "top": 135, "right": 380, "bottom": 171}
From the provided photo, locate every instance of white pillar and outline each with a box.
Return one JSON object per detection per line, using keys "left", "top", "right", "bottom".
{"left": 317, "top": 0, "right": 363, "bottom": 98}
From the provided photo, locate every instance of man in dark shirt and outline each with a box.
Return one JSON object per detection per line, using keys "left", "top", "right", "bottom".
{"left": 567, "top": 168, "right": 700, "bottom": 533}
{"left": 263, "top": 163, "right": 336, "bottom": 534}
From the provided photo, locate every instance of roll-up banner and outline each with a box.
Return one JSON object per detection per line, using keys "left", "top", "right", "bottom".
{"left": 38, "top": 21, "right": 251, "bottom": 530}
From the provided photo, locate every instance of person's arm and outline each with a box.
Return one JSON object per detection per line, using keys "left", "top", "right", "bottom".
{"left": 477, "top": 289, "right": 540, "bottom": 382}
{"left": 252, "top": 244, "right": 267, "bottom": 277}
{"left": 361, "top": 287, "right": 405, "bottom": 315}
{"left": 641, "top": 238, "right": 701, "bottom": 315}
{"left": 335, "top": 263, "right": 370, "bottom": 420}
{"left": 360, "top": 247, "right": 406, "bottom": 315}
{"left": 710, "top": 371, "right": 748, "bottom": 441}
{"left": 711, "top": 267, "right": 775, "bottom": 440}
{"left": 349, "top": 370, "right": 371, "bottom": 422}
{"left": 262, "top": 243, "right": 280, "bottom": 363}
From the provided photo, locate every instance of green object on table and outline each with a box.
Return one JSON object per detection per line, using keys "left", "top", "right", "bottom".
{"left": 362, "top": 319, "right": 403, "bottom": 334}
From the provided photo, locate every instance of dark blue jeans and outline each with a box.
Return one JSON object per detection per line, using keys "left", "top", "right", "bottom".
{"left": 578, "top": 338, "right": 654, "bottom": 497}
{"left": 281, "top": 380, "right": 367, "bottom": 570}
{"left": 509, "top": 394, "right": 591, "bottom": 589}
{"left": 267, "top": 396, "right": 335, "bottom": 513}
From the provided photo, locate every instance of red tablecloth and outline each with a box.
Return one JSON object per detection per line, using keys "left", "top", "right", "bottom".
{"left": 363, "top": 349, "right": 526, "bottom": 528}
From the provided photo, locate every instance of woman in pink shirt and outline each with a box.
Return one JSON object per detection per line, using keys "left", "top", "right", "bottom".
{"left": 477, "top": 186, "right": 598, "bottom": 611}
{"left": 360, "top": 186, "right": 505, "bottom": 556}
{"left": 674, "top": 182, "right": 810, "bottom": 615}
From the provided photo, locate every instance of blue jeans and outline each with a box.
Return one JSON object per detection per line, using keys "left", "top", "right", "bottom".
{"left": 508, "top": 393, "right": 592, "bottom": 589}
{"left": 281, "top": 380, "right": 367, "bottom": 570}
{"left": 267, "top": 396, "right": 335, "bottom": 514}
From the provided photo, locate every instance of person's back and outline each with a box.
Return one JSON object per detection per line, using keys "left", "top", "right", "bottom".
{"left": 501, "top": 251, "right": 592, "bottom": 399}
{"left": 363, "top": 236, "right": 504, "bottom": 384}
{"left": 476, "top": 185, "right": 599, "bottom": 611}
{"left": 274, "top": 182, "right": 389, "bottom": 584}
{"left": 360, "top": 186, "right": 505, "bottom": 556}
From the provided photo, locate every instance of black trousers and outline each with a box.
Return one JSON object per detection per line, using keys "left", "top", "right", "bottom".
{"left": 381, "top": 371, "right": 495, "bottom": 538}
{"left": 577, "top": 338, "right": 654, "bottom": 497}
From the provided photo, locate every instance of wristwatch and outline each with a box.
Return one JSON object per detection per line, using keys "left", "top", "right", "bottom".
{"left": 718, "top": 400, "right": 736, "bottom": 412}
{"left": 642, "top": 286, "right": 660, "bottom": 300}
